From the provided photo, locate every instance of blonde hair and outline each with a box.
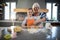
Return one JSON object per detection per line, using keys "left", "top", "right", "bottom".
{"left": 32, "top": 3, "right": 40, "bottom": 9}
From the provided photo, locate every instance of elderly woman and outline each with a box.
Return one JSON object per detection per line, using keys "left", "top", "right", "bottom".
{"left": 32, "top": 3, "right": 46, "bottom": 28}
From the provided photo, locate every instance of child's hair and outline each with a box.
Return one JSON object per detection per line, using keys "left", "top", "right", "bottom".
{"left": 28, "top": 8, "right": 33, "bottom": 11}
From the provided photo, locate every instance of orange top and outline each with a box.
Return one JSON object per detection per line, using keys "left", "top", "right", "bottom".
{"left": 27, "top": 18, "right": 35, "bottom": 27}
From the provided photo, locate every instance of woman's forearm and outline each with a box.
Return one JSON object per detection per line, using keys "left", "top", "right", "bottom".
{"left": 34, "top": 18, "right": 46, "bottom": 24}
{"left": 39, "top": 18, "right": 46, "bottom": 22}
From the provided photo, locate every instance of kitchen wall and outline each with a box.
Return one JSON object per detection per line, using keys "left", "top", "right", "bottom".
{"left": 16, "top": 0, "right": 46, "bottom": 9}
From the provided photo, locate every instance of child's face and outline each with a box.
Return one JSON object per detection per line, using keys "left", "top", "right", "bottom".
{"left": 28, "top": 10, "right": 33, "bottom": 16}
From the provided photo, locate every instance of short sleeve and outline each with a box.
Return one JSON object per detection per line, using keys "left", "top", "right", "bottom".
{"left": 22, "top": 17, "right": 27, "bottom": 25}
{"left": 40, "top": 12, "right": 46, "bottom": 19}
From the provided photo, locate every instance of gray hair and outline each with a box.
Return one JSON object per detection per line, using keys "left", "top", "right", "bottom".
{"left": 32, "top": 3, "right": 40, "bottom": 9}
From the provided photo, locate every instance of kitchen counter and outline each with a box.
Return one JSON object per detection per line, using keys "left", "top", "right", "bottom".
{"left": 11, "top": 28, "right": 47, "bottom": 40}
{"left": 0, "top": 20, "right": 60, "bottom": 27}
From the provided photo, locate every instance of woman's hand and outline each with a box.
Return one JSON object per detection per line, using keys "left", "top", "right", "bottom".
{"left": 33, "top": 20, "right": 39, "bottom": 25}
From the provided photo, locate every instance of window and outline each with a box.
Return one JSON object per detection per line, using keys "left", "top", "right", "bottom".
{"left": 4, "top": 2, "right": 16, "bottom": 20}
{"left": 11, "top": 2, "right": 16, "bottom": 19}
{"left": 46, "top": 3, "right": 51, "bottom": 20}
{"left": 4, "top": 2, "right": 10, "bottom": 19}
{"left": 46, "top": 3, "right": 57, "bottom": 20}
{"left": 52, "top": 3, "right": 57, "bottom": 20}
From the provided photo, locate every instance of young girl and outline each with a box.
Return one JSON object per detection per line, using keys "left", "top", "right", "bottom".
{"left": 22, "top": 8, "right": 35, "bottom": 28}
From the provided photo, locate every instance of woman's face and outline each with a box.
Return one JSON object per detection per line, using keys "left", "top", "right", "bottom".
{"left": 33, "top": 7, "right": 39, "bottom": 13}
